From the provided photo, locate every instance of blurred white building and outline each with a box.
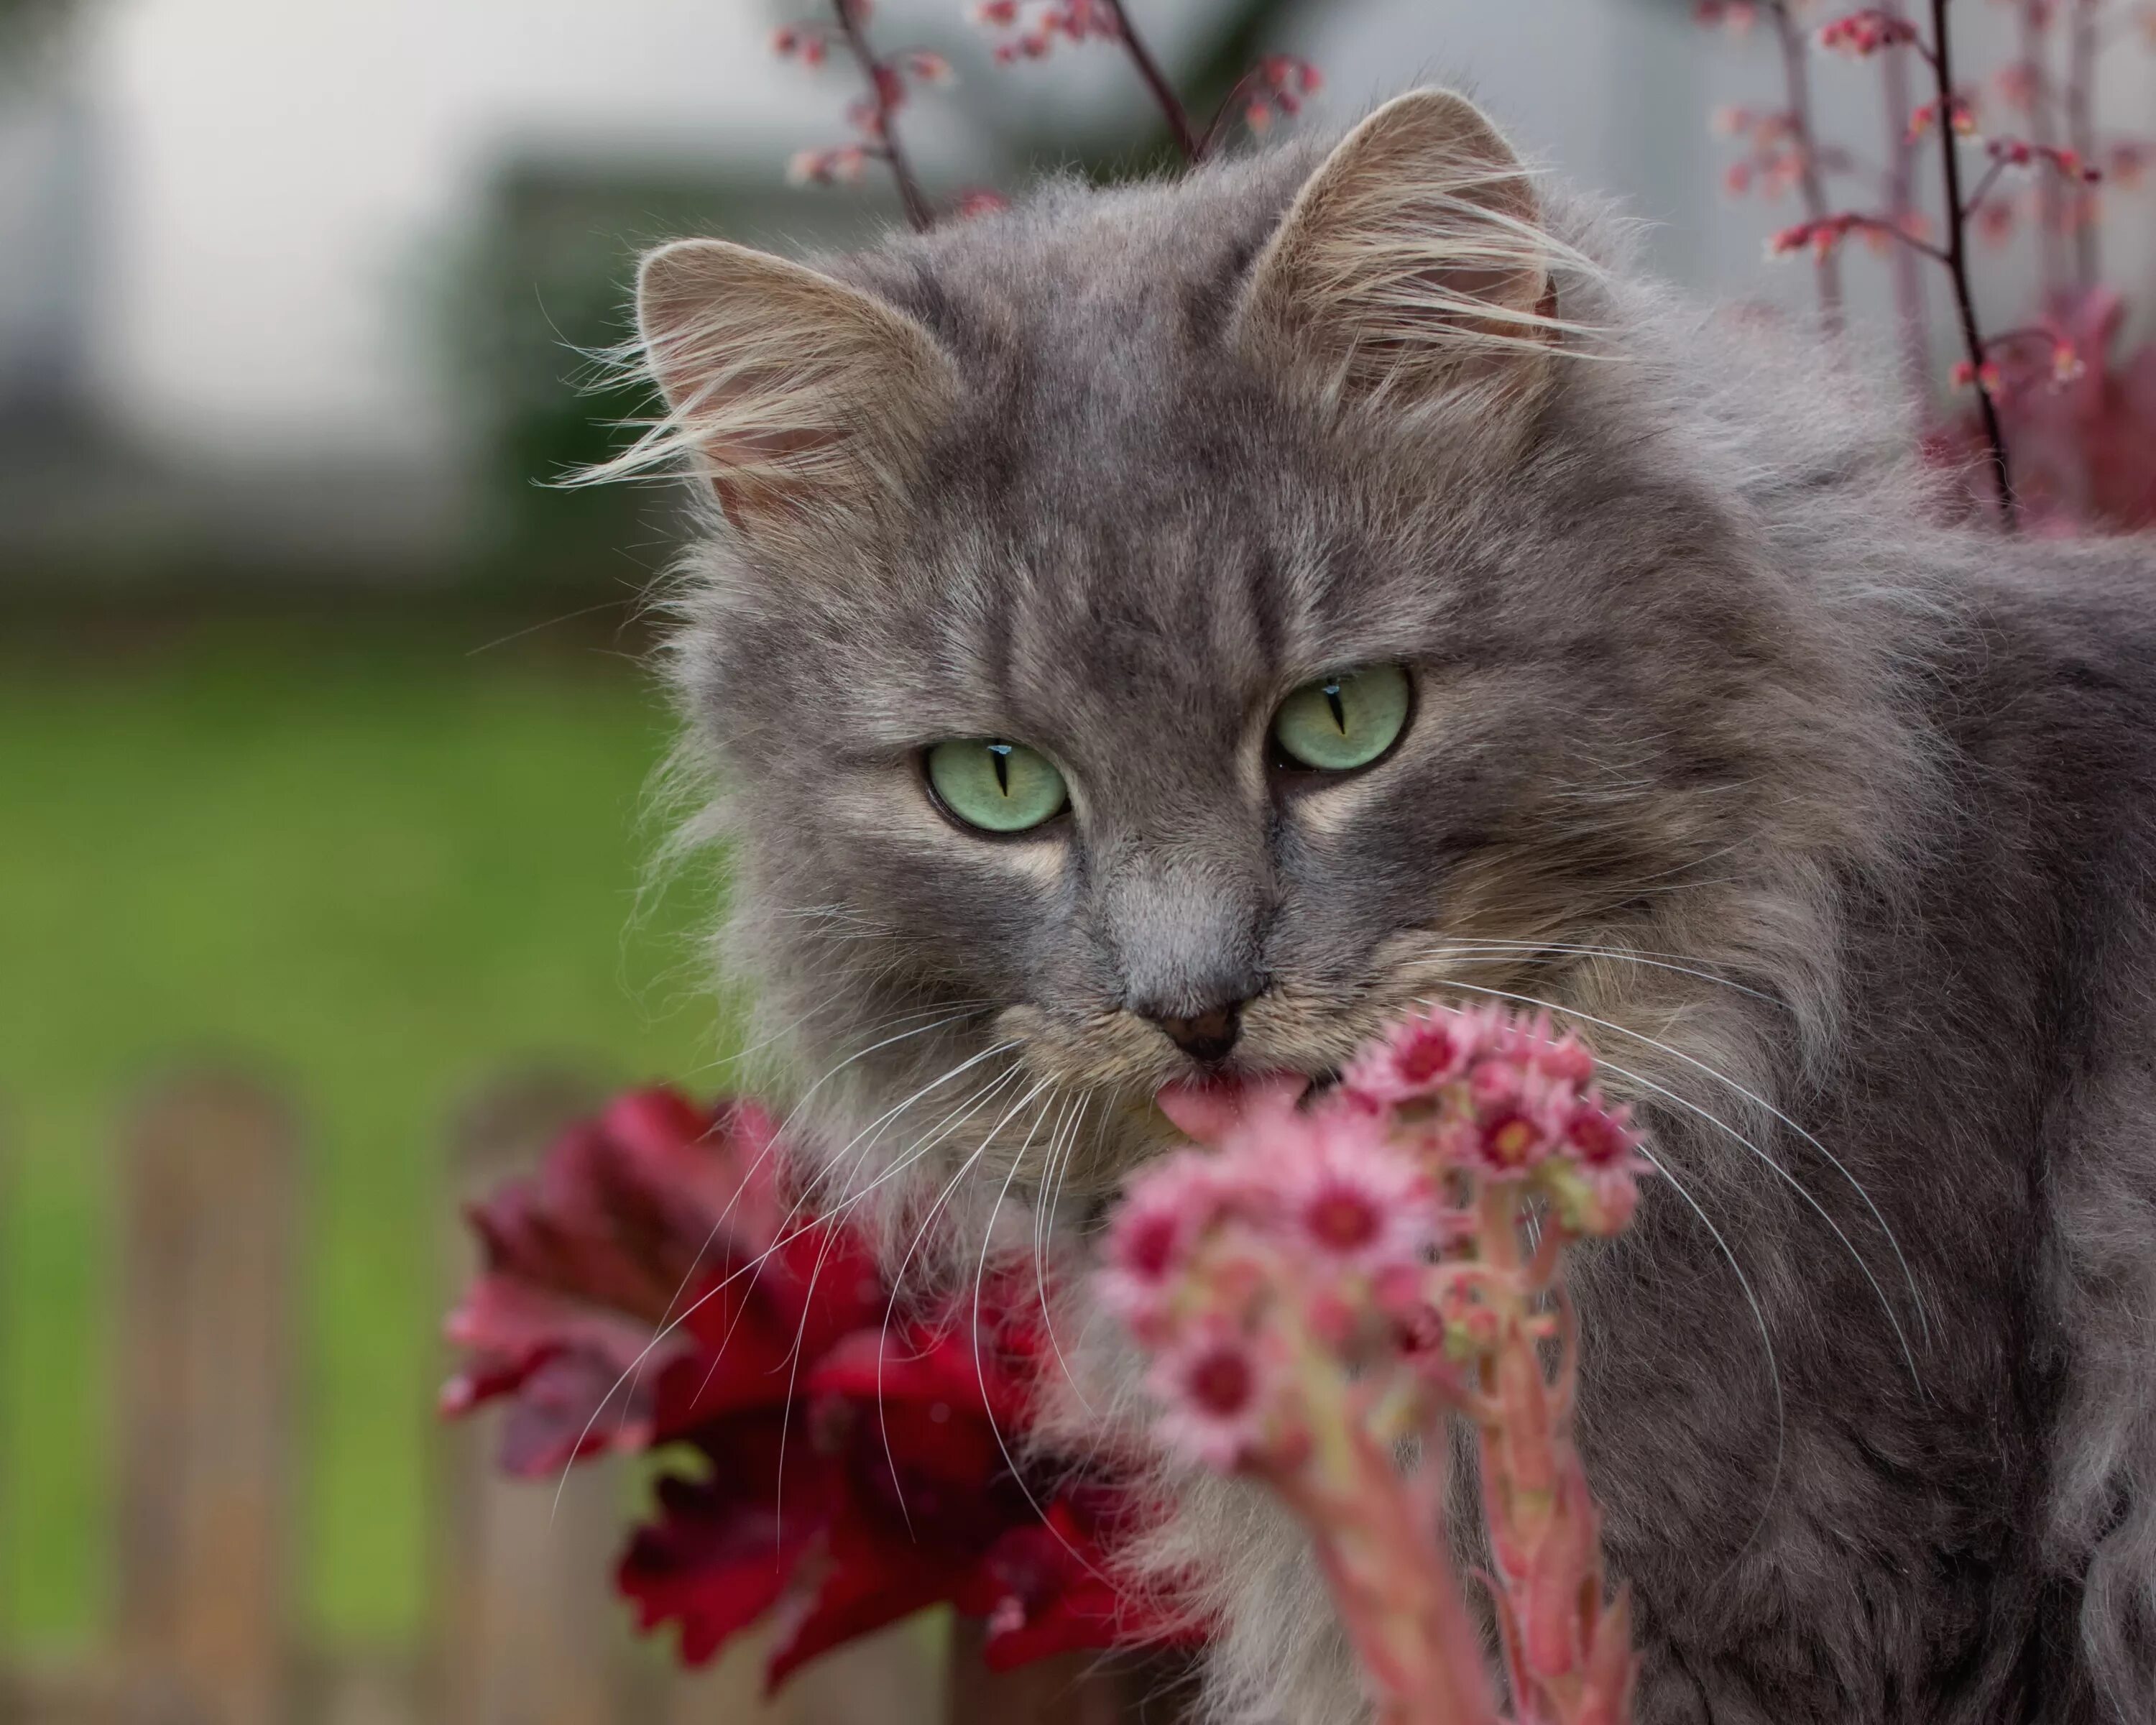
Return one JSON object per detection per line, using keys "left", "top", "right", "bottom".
{"left": 0, "top": 0, "right": 2150, "bottom": 574}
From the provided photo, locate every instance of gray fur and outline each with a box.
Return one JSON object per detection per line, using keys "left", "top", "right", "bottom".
{"left": 637, "top": 103, "right": 2156, "bottom": 1724}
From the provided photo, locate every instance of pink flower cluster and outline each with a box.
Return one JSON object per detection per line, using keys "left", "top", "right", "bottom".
{"left": 971, "top": 0, "right": 1120, "bottom": 63}
{"left": 1816, "top": 9, "right": 1921, "bottom": 56}
{"left": 1712, "top": 106, "right": 1815, "bottom": 201}
{"left": 1986, "top": 136, "right": 2103, "bottom": 184}
{"left": 1097, "top": 1006, "right": 1646, "bottom": 1725}
{"left": 1765, "top": 210, "right": 1917, "bottom": 259}
{"left": 1236, "top": 55, "right": 1325, "bottom": 137}
{"left": 1694, "top": 0, "right": 1761, "bottom": 30}
{"left": 1907, "top": 93, "right": 1979, "bottom": 142}
{"left": 772, "top": 0, "right": 955, "bottom": 220}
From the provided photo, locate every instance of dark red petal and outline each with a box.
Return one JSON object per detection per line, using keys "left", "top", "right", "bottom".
{"left": 763, "top": 1512, "right": 974, "bottom": 1690}
{"left": 648, "top": 1313, "right": 816, "bottom": 1433}
{"left": 494, "top": 1347, "right": 658, "bottom": 1477}
{"left": 617, "top": 1435, "right": 829, "bottom": 1666}
{"left": 964, "top": 1511, "right": 1210, "bottom": 1673}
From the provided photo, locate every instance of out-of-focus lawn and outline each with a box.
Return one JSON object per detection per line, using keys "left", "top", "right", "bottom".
{"left": 0, "top": 615, "right": 729, "bottom": 1653}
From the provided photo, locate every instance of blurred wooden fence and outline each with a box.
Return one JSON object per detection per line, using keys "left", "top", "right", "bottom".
{"left": 0, "top": 1068, "right": 1156, "bottom": 1725}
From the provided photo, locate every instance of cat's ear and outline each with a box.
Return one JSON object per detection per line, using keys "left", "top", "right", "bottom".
{"left": 1236, "top": 88, "right": 1562, "bottom": 431}
{"left": 632, "top": 238, "right": 959, "bottom": 533}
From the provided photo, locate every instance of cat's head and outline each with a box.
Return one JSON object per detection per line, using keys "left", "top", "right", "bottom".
{"left": 628, "top": 89, "right": 1842, "bottom": 1228}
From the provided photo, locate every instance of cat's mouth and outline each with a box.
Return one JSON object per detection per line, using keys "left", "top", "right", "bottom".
{"left": 1154, "top": 1068, "right": 1316, "bottom": 1142}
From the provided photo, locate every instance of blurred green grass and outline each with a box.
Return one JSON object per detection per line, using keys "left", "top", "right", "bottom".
{"left": 0, "top": 615, "right": 729, "bottom": 1652}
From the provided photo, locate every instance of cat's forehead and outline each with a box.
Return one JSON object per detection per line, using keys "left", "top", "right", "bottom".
{"left": 826, "top": 152, "right": 1332, "bottom": 488}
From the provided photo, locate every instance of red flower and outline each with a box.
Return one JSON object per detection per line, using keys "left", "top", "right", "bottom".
{"left": 959, "top": 1486, "right": 1204, "bottom": 1671}
{"left": 443, "top": 1086, "right": 1197, "bottom": 1690}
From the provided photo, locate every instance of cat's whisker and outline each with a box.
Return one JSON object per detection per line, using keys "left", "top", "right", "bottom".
{"left": 647, "top": 1057, "right": 1026, "bottom": 1532}
{"left": 1421, "top": 936, "right": 1781, "bottom": 1005}
{"left": 771, "top": 1057, "right": 1039, "bottom": 1537}
{"left": 857, "top": 1071, "right": 1052, "bottom": 1538}
{"left": 1415, "top": 973, "right": 1928, "bottom": 1385}
{"left": 549, "top": 1031, "right": 1016, "bottom": 1517}
{"left": 1630, "top": 1141, "right": 1789, "bottom": 1575}
{"left": 1033, "top": 1089, "right": 1099, "bottom": 1414}
{"left": 972, "top": 1108, "right": 1124, "bottom": 1599}
{"left": 1585, "top": 1044, "right": 1925, "bottom": 1393}
{"left": 626, "top": 1000, "right": 992, "bottom": 1415}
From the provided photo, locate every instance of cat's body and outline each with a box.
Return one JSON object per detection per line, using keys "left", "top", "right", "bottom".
{"left": 620, "top": 93, "right": 2156, "bottom": 1721}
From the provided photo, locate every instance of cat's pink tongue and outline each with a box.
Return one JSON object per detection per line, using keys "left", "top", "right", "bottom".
{"left": 1155, "top": 1071, "right": 1312, "bottom": 1146}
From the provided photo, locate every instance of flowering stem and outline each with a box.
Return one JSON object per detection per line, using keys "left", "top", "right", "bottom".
{"left": 1958, "top": 155, "right": 2008, "bottom": 219}
{"left": 1098, "top": 0, "right": 1202, "bottom": 162}
{"left": 1926, "top": 0, "right": 2014, "bottom": 522}
{"left": 1274, "top": 1340, "right": 1498, "bottom": 1725}
{"left": 2019, "top": 0, "right": 2070, "bottom": 297}
{"left": 2064, "top": 0, "right": 2101, "bottom": 289}
{"left": 1771, "top": 0, "right": 1846, "bottom": 332}
{"left": 830, "top": 0, "right": 934, "bottom": 232}
{"left": 1879, "top": 0, "right": 1934, "bottom": 402}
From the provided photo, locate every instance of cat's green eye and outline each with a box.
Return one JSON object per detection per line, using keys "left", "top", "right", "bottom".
{"left": 1271, "top": 666, "right": 1412, "bottom": 773}
{"left": 925, "top": 739, "right": 1069, "bottom": 834}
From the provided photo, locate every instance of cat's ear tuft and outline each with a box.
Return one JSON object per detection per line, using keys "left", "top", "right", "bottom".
{"left": 1236, "top": 88, "right": 1564, "bottom": 432}
{"left": 626, "top": 238, "right": 959, "bottom": 533}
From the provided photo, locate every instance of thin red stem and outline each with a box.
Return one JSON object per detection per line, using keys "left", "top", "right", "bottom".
{"left": 1927, "top": 0, "right": 2014, "bottom": 522}
{"left": 1772, "top": 0, "right": 1846, "bottom": 331}
{"left": 829, "top": 0, "right": 934, "bottom": 232}
{"left": 1829, "top": 212, "right": 1951, "bottom": 264}
{"left": 1959, "top": 155, "right": 2007, "bottom": 219}
{"left": 1098, "top": 0, "right": 1202, "bottom": 162}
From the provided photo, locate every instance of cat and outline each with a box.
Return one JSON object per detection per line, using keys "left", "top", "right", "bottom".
{"left": 606, "top": 88, "right": 2156, "bottom": 1724}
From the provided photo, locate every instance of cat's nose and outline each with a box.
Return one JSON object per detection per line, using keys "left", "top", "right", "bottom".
{"left": 1141, "top": 998, "right": 1247, "bottom": 1064}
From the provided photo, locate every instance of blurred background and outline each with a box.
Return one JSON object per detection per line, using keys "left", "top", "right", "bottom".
{"left": 0, "top": 0, "right": 2149, "bottom": 1719}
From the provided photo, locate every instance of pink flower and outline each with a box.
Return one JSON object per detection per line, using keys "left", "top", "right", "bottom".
{"left": 1098, "top": 1150, "right": 1235, "bottom": 1333}
{"left": 1817, "top": 9, "right": 1920, "bottom": 55}
{"left": 788, "top": 146, "right": 870, "bottom": 186}
{"left": 1147, "top": 1326, "right": 1279, "bottom": 1470}
{"left": 1344, "top": 1008, "right": 1478, "bottom": 1105}
{"left": 1562, "top": 1092, "right": 1643, "bottom": 1171}
{"left": 900, "top": 50, "right": 955, "bottom": 88}
{"left": 1472, "top": 1105, "right": 1557, "bottom": 1176}
{"left": 1909, "top": 95, "right": 1978, "bottom": 140}
{"left": 770, "top": 25, "right": 831, "bottom": 66}
{"left": 1276, "top": 1108, "right": 1438, "bottom": 1274}
{"left": 1532, "top": 1032, "right": 1596, "bottom": 1087}
{"left": 1695, "top": 0, "right": 1760, "bottom": 31}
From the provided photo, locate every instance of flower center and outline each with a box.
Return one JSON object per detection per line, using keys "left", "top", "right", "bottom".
{"left": 1483, "top": 1113, "right": 1540, "bottom": 1168}
{"left": 1187, "top": 1346, "right": 1255, "bottom": 1416}
{"left": 1126, "top": 1213, "right": 1180, "bottom": 1278}
{"left": 1305, "top": 1186, "right": 1381, "bottom": 1251}
{"left": 1396, "top": 1029, "right": 1459, "bottom": 1083}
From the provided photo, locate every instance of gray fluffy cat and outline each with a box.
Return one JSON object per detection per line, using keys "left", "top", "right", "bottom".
{"left": 612, "top": 89, "right": 2156, "bottom": 1724}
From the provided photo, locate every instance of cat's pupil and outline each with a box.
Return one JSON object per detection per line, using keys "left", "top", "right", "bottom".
{"left": 988, "top": 742, "right": 1011, "bottom": 794}
{"left": 1322, "top": 682, "right": 1347, "bottom": 733}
